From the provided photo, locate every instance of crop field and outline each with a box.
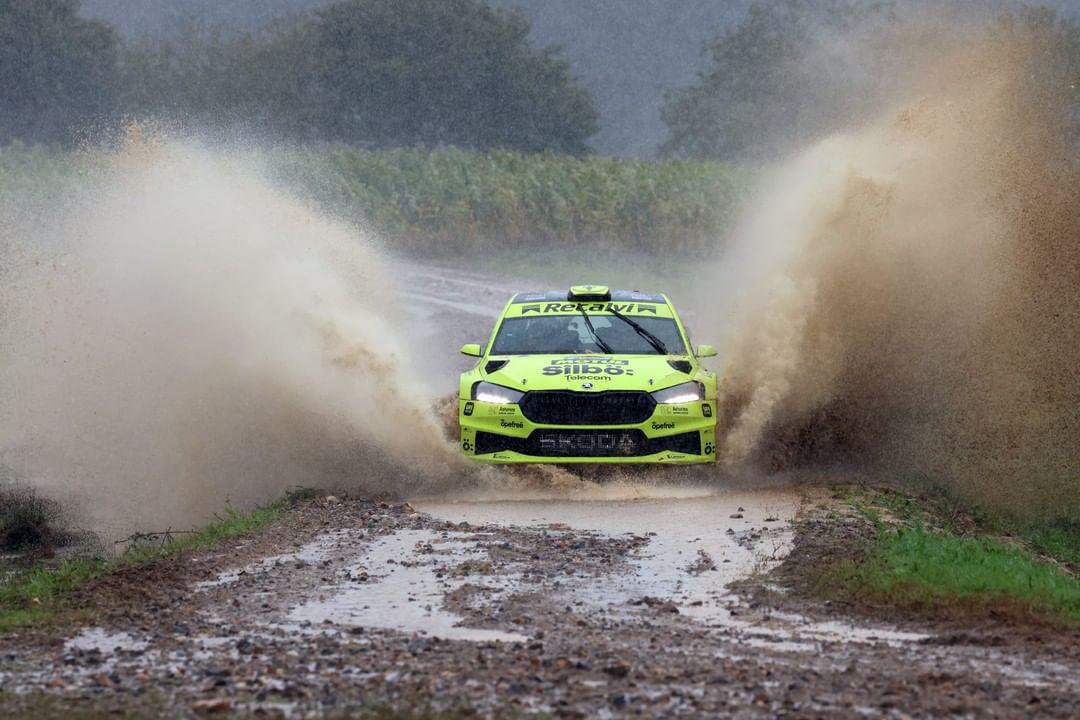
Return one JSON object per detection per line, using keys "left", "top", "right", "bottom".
{"left": 1, "top": 143, "right": 750, "bottom": 256}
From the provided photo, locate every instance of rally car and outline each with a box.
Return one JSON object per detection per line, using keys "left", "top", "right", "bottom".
{"left": 458, "top": 285, "right": 718, "bottom": 463}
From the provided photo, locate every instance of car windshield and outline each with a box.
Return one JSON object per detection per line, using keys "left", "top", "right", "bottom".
{"left": 489, "top": 315, "right": 686, "bottom": 355}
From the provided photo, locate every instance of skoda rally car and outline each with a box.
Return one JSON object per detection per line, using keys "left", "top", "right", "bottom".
{"left": 458, "top": 285, "right": 718, "bottom": 463}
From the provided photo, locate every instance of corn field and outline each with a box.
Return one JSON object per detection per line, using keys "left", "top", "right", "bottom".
{"left": 0, "top": 143, "right": 750, "bottom": 255}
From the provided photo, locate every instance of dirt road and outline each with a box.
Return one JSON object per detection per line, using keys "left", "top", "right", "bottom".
{"left": 3, "top": 489, "right": 1079, "bottom": 718}
{"left": 3, "top": 263, "right": 1078, "bottom": 717}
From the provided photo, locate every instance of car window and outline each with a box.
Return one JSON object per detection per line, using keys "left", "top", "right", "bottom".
{"left": 490, "top": 315, "right": 686, "bottom": 355}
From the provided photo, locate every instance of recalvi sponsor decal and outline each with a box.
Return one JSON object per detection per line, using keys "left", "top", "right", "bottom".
{"left": 521, "top": 302, "right": 658, "bottom": 315}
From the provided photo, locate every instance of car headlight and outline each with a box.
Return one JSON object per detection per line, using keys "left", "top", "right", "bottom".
{"left": 472, "top": 381, "right": 524, "bottom": 404}
{"left": 651, "top": 381, "right": 705, "bottom": 404}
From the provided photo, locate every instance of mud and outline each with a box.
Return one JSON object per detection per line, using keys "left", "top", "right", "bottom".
{"left": 3, "top": 490, "right": 1078, "bottom": 719}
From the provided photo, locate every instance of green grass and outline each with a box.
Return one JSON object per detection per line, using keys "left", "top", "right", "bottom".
{"left": 841, "top": 526, "right": 1080, "bottom": 622}
{"left": 830, "top": 487, "right": 1080, "bottom": 624}
{"left": 0, "top": 493, "right": 307, "bottom": 633}
{"left": 1014, "top": 517, "right": 1080, "bottom": 568}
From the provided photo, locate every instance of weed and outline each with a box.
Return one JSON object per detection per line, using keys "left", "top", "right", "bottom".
{"left": 832, "top": 525, "right": 1080, "bottom": 624}
{"left": 0, "top": 496, "right": 285, "bottom": 632}
{"left": 284, "top": 486, "right": 322, "bottom": 503}
{"left": 830, "top": 485, "right": 1080, "bottom": 625}
{"left": 0, "top": 487, "right": 70, "bottom": 554}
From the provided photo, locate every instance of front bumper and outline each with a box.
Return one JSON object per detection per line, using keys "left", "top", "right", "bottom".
{"left": 459, "top": 398, "right": 716, "bottom": 464}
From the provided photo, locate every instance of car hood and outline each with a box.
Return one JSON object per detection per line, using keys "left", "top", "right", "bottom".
{"left": 482, "top": 354, "right": 695, "bottom": 392}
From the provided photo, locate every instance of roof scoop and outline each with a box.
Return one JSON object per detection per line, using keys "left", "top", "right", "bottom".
{"left": 567, "top": 285, "right": 611, "bottom": 302}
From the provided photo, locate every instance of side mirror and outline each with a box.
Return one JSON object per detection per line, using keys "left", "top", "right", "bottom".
{"left": 459, "top": 343, "right": 483, "bottom": 357}
{"left": 696, "top": 344, "right": 718, "bottom": 358}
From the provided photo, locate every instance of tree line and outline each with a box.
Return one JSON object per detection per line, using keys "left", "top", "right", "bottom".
{"left": 2, "top": 0, "right": 1075, "bottom": 160}
{"left": 0, "top": 0, "right": 597, "bottom": 154}
{"left": 661, "top": 1, "right": 1080, "bottom": 161}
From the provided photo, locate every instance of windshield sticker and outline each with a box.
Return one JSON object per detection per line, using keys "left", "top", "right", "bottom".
{"left": 520, "top": 302, "right": 657, "bottom": 315}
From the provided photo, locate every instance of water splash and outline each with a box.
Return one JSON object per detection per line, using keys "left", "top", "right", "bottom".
{"left": 0, "top": 134, "right": 464, "bottom": 538}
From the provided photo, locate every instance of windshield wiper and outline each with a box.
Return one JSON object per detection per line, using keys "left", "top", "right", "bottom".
{"left": 578, "top": 306, "right": 614, "bottom": 353}
{"left": 607, "top": 306, "right": 668, "bottom": 355}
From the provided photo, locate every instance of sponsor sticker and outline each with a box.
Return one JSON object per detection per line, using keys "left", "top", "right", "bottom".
{"left": 520, "top": 302, "right": 658, "bottom": 315}
{"left": 499, "top": 419, "right": 524, "bottom": 429}
{"left": 542, "top": 357, "right": 635, "bottom": 377}
{"left": 463, "top": 401, "right": 475, "bottom": 417}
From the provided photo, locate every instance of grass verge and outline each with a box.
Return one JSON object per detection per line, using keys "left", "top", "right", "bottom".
{"left": 824, "top": 487, "right": 1080, "bottom": 626}
{"left": 0, "top": 491, "right": 310, "bottom": 633}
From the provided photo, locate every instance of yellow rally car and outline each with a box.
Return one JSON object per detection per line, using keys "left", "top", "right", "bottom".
{"left": 458, "top": 285, "right": 718, "bottom": 463}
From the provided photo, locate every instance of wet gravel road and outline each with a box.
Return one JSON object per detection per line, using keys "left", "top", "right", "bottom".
{"left": 4, "top": 263, "right": 1078, "bottom": 717}
{"left": 3, "top": 491, "right": 1079, "bottom": 718}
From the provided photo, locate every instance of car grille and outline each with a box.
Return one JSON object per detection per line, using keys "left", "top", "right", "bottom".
{"left": 518, "top": 391, "right": 656, "bottom": 425}
{"left": 475, "top": 429, "right": 701, "bottom": 458}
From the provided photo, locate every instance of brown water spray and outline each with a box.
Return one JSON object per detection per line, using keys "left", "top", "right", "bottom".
{"left": 0, "top": 135, "right": 469, "bottom": 538}
{"left": 708, "top": 30, "right": 1079, "bottom": 515}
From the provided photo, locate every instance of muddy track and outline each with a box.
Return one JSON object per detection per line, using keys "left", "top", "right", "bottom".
{"left": 3, "top": 490, "right": 1078, "bottom": 719}
{"left": 3, "top": 265, "right": 1077, "bottom": 717}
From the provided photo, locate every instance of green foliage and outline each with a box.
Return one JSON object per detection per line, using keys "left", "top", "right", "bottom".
{"left": 828, "top": 486, "right": 1080, "bottom": 625}
{"left": 662, "top": 1, "right": 1080, "bottom": 161}
{"left": 0, "top": 495, "right": 295, "bottom": 632}
{"left": 1, "top": 143, "right": 749, "bottom": 256}
{"left": 0, "top": 490, "right": 61, "bottom": 552}
{"left": 922, "top": 485, "right": 1080, "bottom": 569}
{"left": 118, "top": 0, "right": 598, "bottom": 154}
{"left": 0, "top": 0, "right": 120, "bottom": 145}
{"left": 835, "top": 525, "right": 1080, "bottom": 624}
{"left": 1, "top": 143, "right": 747, "bottom": 255}
{"left": 267, "top": 145, "right": 749, "bottom": 254}
{"left": 1016, "top": 518, "right": 1080, "bottom": 569}
{"left": 661, "top": 0, "right": 895, "bottom": 160}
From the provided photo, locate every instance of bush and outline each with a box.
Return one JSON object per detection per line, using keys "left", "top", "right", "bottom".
{"left": 0, "top": 488, "right": 65, "bottom": 554}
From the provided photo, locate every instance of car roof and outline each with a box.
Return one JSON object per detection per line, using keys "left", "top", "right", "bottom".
{"left": 510, "top": 290, "right": 667, "bottom": 304}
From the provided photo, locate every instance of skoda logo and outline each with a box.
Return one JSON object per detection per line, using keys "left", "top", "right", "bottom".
{"left": 581, "top": 382, "right": 593, "bottom": 389}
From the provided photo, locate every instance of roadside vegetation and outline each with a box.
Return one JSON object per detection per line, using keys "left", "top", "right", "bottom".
{"left": 0, "top": 486, "right": 319, "bottom": 632}
{"left": 1, "top": 0, "right": 597, "bottom": 154}
{"left": 270, "top": 146, "right": 748, "bottom": 254}
{"left": 1, "top": 487, "right": 71, "bottom": 556}
{"left": 822, "top": 487, "right": 1080, "bottom": 626}
{"left": 0, "top": 143, "right": 750, "bottom": 256}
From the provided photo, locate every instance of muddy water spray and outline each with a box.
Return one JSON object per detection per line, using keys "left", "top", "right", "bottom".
{"left": 0, "top": 138, "right": 465, "bottom": 537}
{"left": 708, "top": 33, "right": 1080, "bottom": 514}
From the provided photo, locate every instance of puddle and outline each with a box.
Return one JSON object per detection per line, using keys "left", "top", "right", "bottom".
{"left": 288, "top": 529, "right": 529, "bottom": 643}
{"left": 195, "top": 529, "right": 352, "bottom": 590}
{"left": 415, "top": 488, "right": 797, "bottom": 620}
{"left": 65, "top": 627, "right": 149, "bottom": 654}
{"left": 415, "top": 488, "right": 934, "bottom": 650}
